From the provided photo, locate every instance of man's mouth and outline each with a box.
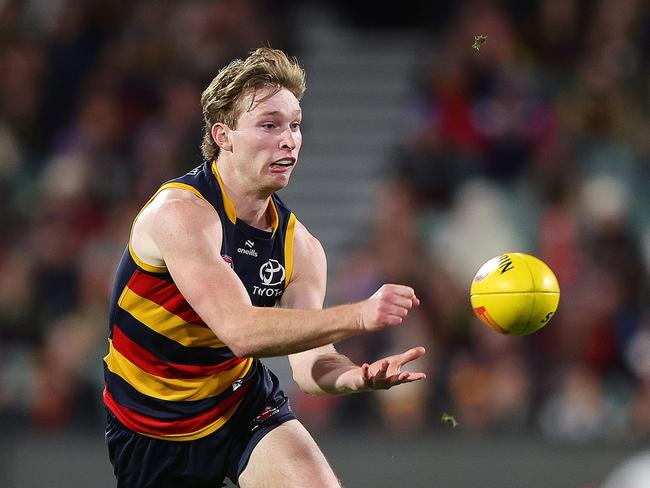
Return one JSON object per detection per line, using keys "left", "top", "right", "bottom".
{"left": 270, "top": 159, "right": 295, "bottom": 168}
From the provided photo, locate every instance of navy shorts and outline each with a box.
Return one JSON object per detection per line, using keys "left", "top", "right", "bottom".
{"left": 105, "top": 370, "right": 296, "bottom": 488}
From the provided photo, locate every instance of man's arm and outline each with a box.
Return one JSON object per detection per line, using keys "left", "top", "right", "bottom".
{"left": 282, "top": 220, "right": 352, "bottom": 394}
{"left": 285, "top": 221, "right": 426, "bottom": 395}
{"left": 132, "top": 189, "right": 418, "bottom": 358}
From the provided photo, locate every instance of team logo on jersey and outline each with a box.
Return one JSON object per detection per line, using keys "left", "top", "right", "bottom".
{"left": 222, "top": 254, "right": 234, "bottom": 268}
{"left": 259, "top": 259, "right": 285, "bottom": 286}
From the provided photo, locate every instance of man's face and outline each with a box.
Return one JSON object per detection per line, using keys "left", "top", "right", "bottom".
{"left": 228, "top": 87, "right": 302, "bottom": 193}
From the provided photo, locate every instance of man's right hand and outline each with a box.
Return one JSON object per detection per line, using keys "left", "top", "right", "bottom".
{"left": 359, "top": 284, "right": 420, "bottom": 332}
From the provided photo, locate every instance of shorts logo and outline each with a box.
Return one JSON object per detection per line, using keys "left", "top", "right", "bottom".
{"left": 251, "top": 405, "right": 281, "bottom": 432}
{"left": 259, "top": 259, "right": 285, "bottom": 286}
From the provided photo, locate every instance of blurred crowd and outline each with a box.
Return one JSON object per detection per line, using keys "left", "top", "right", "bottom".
{"left": 0, "top": 0, "right": 649, "bottom": 446}
{"left": 292, "top": 0, "right": 650, "bottom": 444}
{"left": 0, "top": 0, "right": 295, "bottom": 430}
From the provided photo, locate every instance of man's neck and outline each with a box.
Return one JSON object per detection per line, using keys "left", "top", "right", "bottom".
{"left": 216, "top": 160, "right": 273, "bottom": 231}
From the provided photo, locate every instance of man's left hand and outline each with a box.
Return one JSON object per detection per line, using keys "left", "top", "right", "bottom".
{"left": 338, "top": 346, "right": 427, "bottom": 393}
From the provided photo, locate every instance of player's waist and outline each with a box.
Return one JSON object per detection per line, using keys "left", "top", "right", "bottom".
{"left": 103, "top": 359, "right": 262, "bottom": 441}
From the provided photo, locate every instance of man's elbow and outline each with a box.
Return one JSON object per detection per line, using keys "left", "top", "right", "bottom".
{"left": 217, "top": 331, "right": 257, "bottom": 358}
{"left": 226, "top": 339, "right": 252, "bottom": 358}
{"left": 206, "top": 308, "right": 258, "bottom": 358}
{"left": 292, "top": 369, "right": 307, "bottom": 391}
{"left": 291, "top": 361, "right": 321, "bottom": 395}
{"left": 292, "top": 378, "right": 328, "bottom": 396}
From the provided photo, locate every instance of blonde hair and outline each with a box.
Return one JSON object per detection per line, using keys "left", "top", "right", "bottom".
{"left": 200, "top": 47, "right": 306, "bottom": 161}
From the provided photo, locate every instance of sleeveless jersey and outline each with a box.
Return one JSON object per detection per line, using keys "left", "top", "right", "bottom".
{"left": 103, "top": 161, "right": 297, "bottom": 441}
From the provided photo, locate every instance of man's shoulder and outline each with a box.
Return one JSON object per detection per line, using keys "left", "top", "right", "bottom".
{"left": 292, "top": 219, "right": 325, "bottom": 262}
{"left": 140, "top": 186, "right": 220, "bottom": 231}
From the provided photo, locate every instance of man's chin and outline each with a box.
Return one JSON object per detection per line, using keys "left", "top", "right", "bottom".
{"left": 267, "top": 173, "right": 292, "bottom": 192}
{"left": 260, "top": 181, "right": 289, "bottom": 196}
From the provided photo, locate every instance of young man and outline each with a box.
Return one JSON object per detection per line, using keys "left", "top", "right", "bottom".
{"left": 103, "top": 47, "right": 426, "bottom": 487}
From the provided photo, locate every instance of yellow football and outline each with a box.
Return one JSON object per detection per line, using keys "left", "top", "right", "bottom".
{"left": 470, "top": 253, "right": 560, "bottom": 335}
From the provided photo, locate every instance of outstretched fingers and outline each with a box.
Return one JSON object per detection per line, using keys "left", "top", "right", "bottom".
{"left": 375, "top": 360, "right": 389, "bottom": 379}
{"left": 395, "top": 346, "right": 426, "bottom": 366}
{"left": 355, "top": 345, "right": 428, "bottom": 392}
{"left": 361, "top": 363, "right": 371, "bottom": 382}
{"left": 396, "top": 371, "right": 426, "bottom": 383}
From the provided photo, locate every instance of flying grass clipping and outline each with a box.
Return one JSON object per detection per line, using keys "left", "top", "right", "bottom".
{"left": 472, "top": 35, "right": 487, "bottom": 51}
{"left": 441, "top": 412, "right": 459, "bottom": 428}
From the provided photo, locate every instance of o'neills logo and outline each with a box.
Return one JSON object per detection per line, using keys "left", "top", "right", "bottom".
{"left": 237, "top": 247, "right": 258, "bottom": 257}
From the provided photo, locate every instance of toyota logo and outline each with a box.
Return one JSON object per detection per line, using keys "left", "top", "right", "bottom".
{"left": 259, "top": 259, "right": 285, "bottom": 286}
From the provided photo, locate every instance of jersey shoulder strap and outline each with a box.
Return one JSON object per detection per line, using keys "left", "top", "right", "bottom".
{"left": 162, "top": 161, "right": 227, "bottom": 223}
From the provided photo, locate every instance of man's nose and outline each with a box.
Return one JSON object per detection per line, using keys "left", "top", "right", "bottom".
{"left": 280, "top": 128, "right": 297, "bottom": 150}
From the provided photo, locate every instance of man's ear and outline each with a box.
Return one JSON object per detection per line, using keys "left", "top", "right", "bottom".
{"left": 211, "top": 123, "right": 232, "bottom": 152}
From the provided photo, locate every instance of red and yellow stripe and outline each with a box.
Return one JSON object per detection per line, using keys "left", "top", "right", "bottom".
{"left": 103, "top": 381, "right": 251, "bottom": 441}
{"left": 111, "top": 324, "right": 244, "bottom": 379}
{"left": 118, "top": 270, "right": 224, "bottom": 348}
{"left": 105, "top": 338, "right": 252, "bottom": 402}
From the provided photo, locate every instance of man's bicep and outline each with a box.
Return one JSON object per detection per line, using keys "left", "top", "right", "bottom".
{"left": 148, "top": 193, "right": 252, "bottom": 327}
{"left": 280, "top": 222, "right": 327, "bottom": 311}
{"left": 282, "top": 224, "right": 335, "bottom": 368}
{"left": 281, "top": 276, "right": 325, "bottom": 311}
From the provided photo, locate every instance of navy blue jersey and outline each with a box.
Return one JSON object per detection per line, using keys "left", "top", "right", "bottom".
{"left": 103, "top": 161, "right": 297, "bottom": 441}
{"left": 175, "top": 161, "right": 297, "bottom": 306}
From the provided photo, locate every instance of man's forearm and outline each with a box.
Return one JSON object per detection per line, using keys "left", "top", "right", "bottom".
{"left": 292, "top": 351, "right": 361, "bottom": 395}
{"left": 216, "top": 303, "right": 364, "bottom": 358}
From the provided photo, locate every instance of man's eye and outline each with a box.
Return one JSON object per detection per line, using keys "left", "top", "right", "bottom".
{"left": 262, "top": 123, "right": 275, "bottom": 129}
{"left": 291, "top": 123, "right": 301, "bottom": 130}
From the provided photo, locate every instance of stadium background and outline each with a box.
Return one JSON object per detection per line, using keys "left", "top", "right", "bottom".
{"left": 0, "top": 0, "right": 649, "bottom": 486}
